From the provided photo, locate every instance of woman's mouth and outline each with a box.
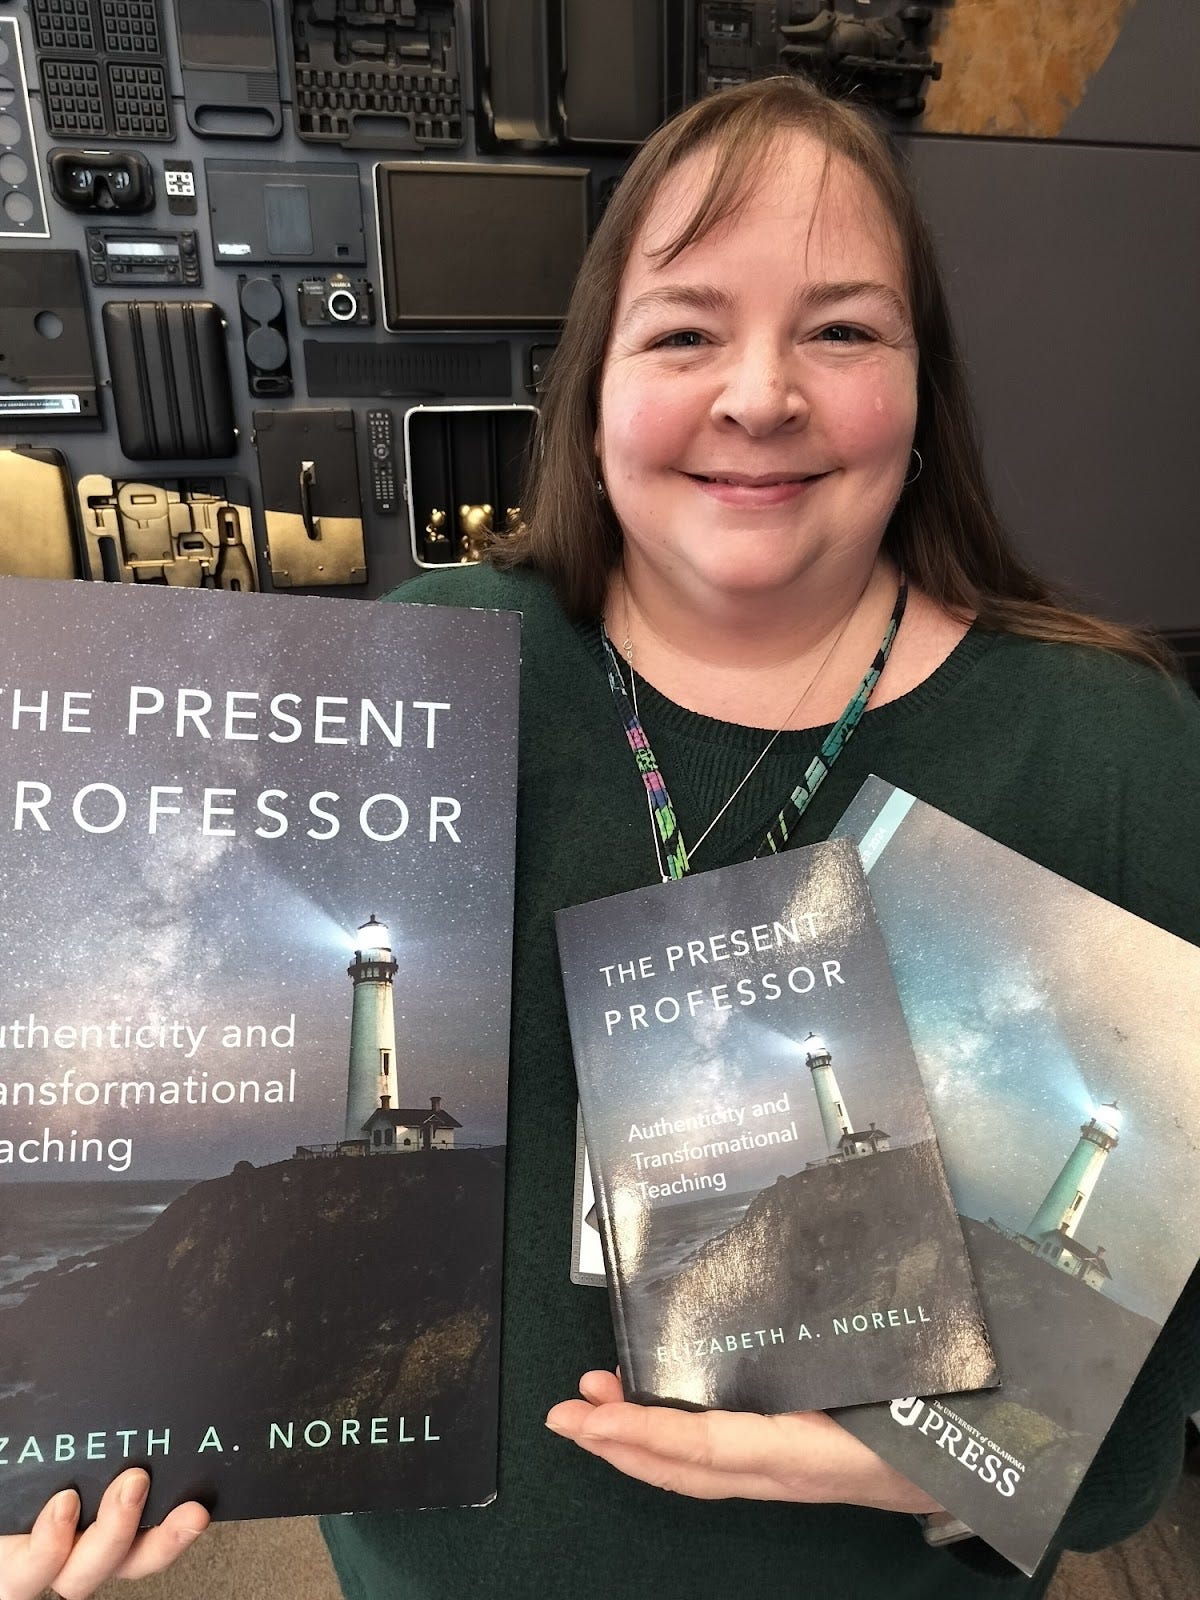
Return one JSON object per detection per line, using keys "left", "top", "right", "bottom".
{"left": 685, "top": 472, "right": 825, "bottom": 507}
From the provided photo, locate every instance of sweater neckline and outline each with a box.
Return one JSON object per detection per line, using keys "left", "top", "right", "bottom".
{"left": 578, "top": 619, "right": 1000, "bottom": 754}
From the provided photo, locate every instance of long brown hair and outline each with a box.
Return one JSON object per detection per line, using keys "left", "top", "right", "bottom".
{"left": 493, "top": 75, "right": 1167, "bottom": 667}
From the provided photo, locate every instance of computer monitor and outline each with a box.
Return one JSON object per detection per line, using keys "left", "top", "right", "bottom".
{"left": 376, "top": 161, "right": 592, "bottom": 328}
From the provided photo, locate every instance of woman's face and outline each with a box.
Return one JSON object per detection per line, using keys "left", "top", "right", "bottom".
{"left": 597, "top": 132, "right": 918, "bottom": 612}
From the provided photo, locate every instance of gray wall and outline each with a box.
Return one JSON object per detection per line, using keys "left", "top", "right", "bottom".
{"left": 908, "top": 135, "right": 1199, "bottom": 631}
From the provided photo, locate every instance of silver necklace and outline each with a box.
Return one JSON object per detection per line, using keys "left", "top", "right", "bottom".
{"left": 614, "top": 588, "right": 865, "bottom": 864}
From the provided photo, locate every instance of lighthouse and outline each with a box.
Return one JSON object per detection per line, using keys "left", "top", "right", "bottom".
{"left": 344, "top": 915, "right": 399, "bottom": 1141}
{"left": 1026, "top": 1101, "right": 1121, "bottom": 1240}
{"left": 805, "top": 1033, "right": 854, "bottom": 1152}
{"left": 802, "top": 1033, "right": 890, "bottom": 1162}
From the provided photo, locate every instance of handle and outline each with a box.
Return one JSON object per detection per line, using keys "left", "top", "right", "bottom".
{"left": 299, "top": 460, "right": 321, "bottom": 541}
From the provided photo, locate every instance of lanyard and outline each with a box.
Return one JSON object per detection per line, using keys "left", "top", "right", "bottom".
{"left": 600, "top": 576, "right": 908, "bottom": 880}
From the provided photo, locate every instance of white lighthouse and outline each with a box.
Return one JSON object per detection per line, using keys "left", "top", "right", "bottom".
{"left": 1026, "top": 1101, "right": 1121, "bottom": 1241}
{"left": 344, "top": 915, "right": 399, "bottom": 1141}
{"left": 805, "top": 1032, "right": 854, "bottom": 1152}
{"left": 803, "top": 1033, "right": 888, "bottom": 1160}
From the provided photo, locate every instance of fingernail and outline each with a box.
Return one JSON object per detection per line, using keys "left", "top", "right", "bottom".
{"left": 121, "top": 1470, "right": 150, "bottom": 1508}
{"left": 544, "top": 1417, "right": 568, "bottom": 1435}
{"left": 175, "top": 1526, "right": 203, "bottom": 1547}
{"left": 53, "top": 1489, "right": 80, "bottom": 1525}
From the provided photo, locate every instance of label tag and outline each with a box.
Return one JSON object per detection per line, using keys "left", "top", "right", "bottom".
{"left": 0, "top": 394, "right": 82, "bottom": 414}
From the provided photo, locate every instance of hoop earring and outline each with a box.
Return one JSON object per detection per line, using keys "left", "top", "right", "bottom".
{"left": 903, "top": 449, "right": 923, "bottom": 487}
{"left": 595, "top": 476, "right": 607, "bottom": 501}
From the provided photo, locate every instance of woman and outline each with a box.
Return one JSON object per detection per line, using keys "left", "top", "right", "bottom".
{"left": 6, "top": 75, "right": 1197, "bottom": 1600}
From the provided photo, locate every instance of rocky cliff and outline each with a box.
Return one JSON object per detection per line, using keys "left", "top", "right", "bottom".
{"left": 0, "top": 1149, "right": 504, "bottom": 1528}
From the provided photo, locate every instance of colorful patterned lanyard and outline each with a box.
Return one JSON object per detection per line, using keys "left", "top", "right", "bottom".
{"left": 600, "top": 576, "right": 908, "bottom": 880}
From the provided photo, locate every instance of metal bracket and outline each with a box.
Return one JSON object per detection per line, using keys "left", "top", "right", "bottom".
{"left": 77, "top": 475, "right": 258, "bottom": 589}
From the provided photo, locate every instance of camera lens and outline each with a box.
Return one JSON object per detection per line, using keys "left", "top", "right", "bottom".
{"left": 326, "top": 287, "right": 358, "bottom": 322}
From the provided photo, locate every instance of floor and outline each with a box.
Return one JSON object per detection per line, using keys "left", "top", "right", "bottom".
{"left": 93, "top": 1462, "right": 1200, "bottom": 1600}
{"left": 1051, "top": 1465, "right": 1200, "bottom": 1600}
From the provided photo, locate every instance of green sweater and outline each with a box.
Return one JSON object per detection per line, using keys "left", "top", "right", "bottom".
{"left": 323, "top": 565, "right": 1200, "bottom": 1600}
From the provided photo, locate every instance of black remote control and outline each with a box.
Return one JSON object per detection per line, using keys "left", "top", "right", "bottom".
{"left": 366, "top": 408, "right": 398, "bottom": 515}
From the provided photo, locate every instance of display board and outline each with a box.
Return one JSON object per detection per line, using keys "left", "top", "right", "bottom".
{"left": 0, "top": 0, "right": 1194, "bottom": 634}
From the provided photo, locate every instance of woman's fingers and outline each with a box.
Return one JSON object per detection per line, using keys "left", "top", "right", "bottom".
{"left": 46, "top": 1469, "right": 150, "bottom": 1600}
{"left": 548, "top": 1398, "right": 806, "bottom": 1499}
{"left": 552, "top": 1397, "right": 774, "bottom": 1473}
{"left": 549, "top": 1391, "right": 942, "bottom": 1514}
{"left": 577, "top": 1368, "right": 623, "bottom": 1405}
{"left": 568, "top": 1431, "right": 786, "bottom": 1501}
{"left": 0, "top": 1488, "right": 82, "bottom": 1600}
{"left": 110, "top": 1502, "right": 210, "bottom": 1583}
{"left": 0, "top": 1473, "right": 209, "bottom": 1600}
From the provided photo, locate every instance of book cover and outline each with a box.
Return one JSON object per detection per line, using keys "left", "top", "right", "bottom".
{"left": 0, "top": 576, "right": 518, "bottom": 1531}
{"left": 555, "top": 840, "right": 996, "bottom": 1413}
{"left": 831, "top": 778, "right": 1200, "bottom": 1575}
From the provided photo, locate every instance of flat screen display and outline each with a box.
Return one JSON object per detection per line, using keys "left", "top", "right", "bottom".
{"left": 376, "top": 162, "right": 591, "bottom": 328}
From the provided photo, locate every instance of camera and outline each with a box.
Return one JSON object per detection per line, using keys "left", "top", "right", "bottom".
{"left": 297, "top": 275, "right": 375, "bottom": 328}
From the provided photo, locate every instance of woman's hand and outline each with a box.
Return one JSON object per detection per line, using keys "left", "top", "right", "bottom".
{"left": 0, "top": 1469, "right": 209, "bottom": 1600}
{"left": 546, "top": 1369, "right": 941, "bottom": 1514}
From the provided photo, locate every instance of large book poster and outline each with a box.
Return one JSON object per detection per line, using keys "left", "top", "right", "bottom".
{"left": 557, "top": 841, "right": 994, "bottom": 1414}
{"left": 0, "top": 577, "right": 519, "bottom": 1531}
{"left": 832, "top": 778, "right": 1200, "bottom": 1575}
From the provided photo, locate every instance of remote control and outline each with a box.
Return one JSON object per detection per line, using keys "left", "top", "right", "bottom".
{"left": 366, "top": 408, "right": 398, "bottom": 515}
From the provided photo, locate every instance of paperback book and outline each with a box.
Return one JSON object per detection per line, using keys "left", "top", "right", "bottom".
{"left": 831, "top": 778, "right": 1200, "bottom": 1575}
{"left": 555, "top": 839, "right": 996, "bottom": 1413}
{"left": 0, "top": 576, "right": 519, "bottom": 1531}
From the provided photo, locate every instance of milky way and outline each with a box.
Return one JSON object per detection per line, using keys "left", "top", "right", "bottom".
{"left": 838, "top": 777, "right": 1200, "bottom": 1323}
{"left": 0, "top": 579, "right": 519, "bottom": 1178}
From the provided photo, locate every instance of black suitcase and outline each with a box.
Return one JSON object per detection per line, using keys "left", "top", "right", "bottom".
{"left": 102, "top": 300, "right": 236, "bottom": 459}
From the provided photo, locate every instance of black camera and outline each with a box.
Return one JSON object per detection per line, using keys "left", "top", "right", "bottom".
{"left": 297, "top": 275, "right": 375, "bottom": 328}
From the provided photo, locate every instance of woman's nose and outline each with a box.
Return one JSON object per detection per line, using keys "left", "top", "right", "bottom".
{"left": 712, "top": 343, "right": 809, "bottom": 436}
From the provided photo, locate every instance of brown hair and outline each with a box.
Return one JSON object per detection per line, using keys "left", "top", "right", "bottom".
{"left": 493, "top": 75, "right": 1167, "bottom": 668}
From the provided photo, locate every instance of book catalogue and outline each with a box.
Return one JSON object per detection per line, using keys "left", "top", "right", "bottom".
{"left": 0, "top": 576, "right": 519, "bottom": 1531}
{"left": 831, "top": 778, "right": 1200, "bottom": 1575}
{"left": 555, "top": 839, "right": 996, "bottom": 1413}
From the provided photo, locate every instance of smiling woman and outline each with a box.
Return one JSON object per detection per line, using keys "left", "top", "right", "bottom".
{"left": 594, "top": 126, "right": 920, "bottom": 706}
{"left": 496, "top": 73, "right": 1167, "bottom": 678}
{"left": 323, "top": 75, "right": 1200, "bottom": 1600}
{"left": 6, "top": 70, "right": 1198, "bottom": 1600}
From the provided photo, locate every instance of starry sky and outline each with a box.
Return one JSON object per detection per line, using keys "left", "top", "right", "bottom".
{"left": 0, "top": 578, "right": 519, "bottom": 1178}
{"left": 558, "top": 839, "right": 941, "bottom": 1197}
{"left": 835, "top": 778, "right": 1200, "bottom": 1324}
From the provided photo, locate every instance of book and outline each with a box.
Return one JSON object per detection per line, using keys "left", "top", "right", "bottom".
{"left": 0, "top": 576, "right": 519, "bottom": 1532}
{"left": 830, "top": 778, "right": 1200, "bottom": 1575}
{"left": 570, "top": 1108, "right": 607, "bottom": 1288}
{"left": 555, "top": 839, "right": 996, "bottom": 1413}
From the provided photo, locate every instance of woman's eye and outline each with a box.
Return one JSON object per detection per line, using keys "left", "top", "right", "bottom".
{"left": 651, "top": 329, "right": 708, "bottom": 350}
{"left": 817, "top": 324, "right": 873, "bottom": 344}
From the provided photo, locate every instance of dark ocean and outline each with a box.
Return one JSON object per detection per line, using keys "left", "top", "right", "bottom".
{"left": 635, "top": 1188, "right": 759, "bottom": 1288}
{"left": 0, "top": 1180, "right": 194, "bottom": 1312}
